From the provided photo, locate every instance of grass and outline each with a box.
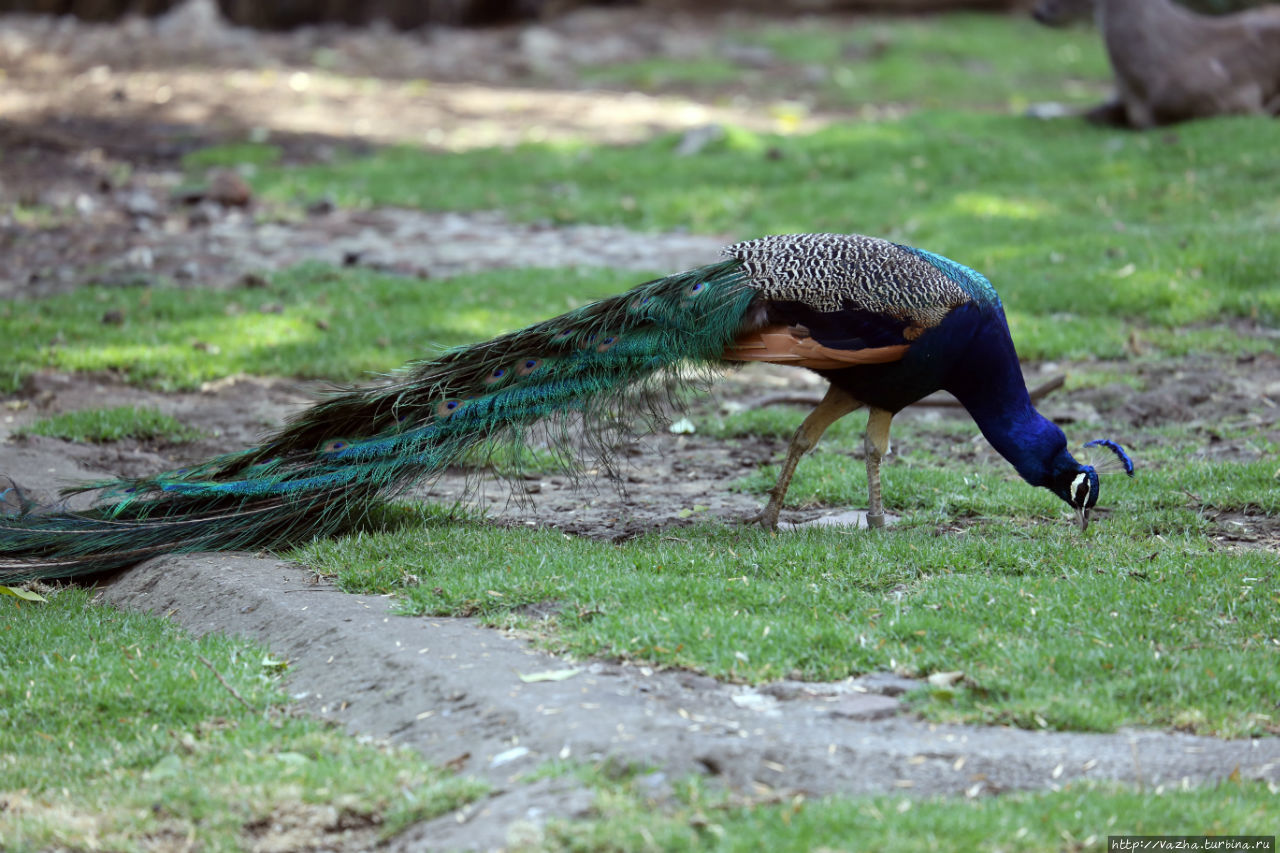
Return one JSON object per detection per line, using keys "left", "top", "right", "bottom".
{"left": 213, "top": 112, "right": 1280, "bottom": 366}
{"left": 183, "top": 141, "right": 283, "bottom": 170}
{"left": 243, "top": 112, "right": 1280, "bottom": 264}
{"left": 583, "top": 14, "right": 1112, "bottom": 112}
{"left": 15, "top": 405, "right": 202, "bottom": 444}
{"left": 535, "top": 765, "right": 1279, "bottom": 852}
{"left": 0, "top": 589, "right": 485, "bottom": 852}
{"left": 0, "top": 265, "right": 639, "bottom": 392}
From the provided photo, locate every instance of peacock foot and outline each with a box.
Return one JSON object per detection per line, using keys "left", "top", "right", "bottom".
{"left": 742, "top": 504, "right": 782, "bottom": 531}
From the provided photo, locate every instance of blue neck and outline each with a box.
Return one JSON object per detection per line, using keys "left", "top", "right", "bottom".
{"left": 901, "top": 247, "right": 1079, "bottom": 490}
{"left": 943, "top": 311, "right": 1068, "bottom": 488}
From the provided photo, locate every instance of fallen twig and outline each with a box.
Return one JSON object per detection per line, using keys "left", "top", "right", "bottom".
{"left": 1027, "top": 374, "right": 1067, "bottom": 404}
{"left": 196, "top": 653, "right": 255, "bottom": 713}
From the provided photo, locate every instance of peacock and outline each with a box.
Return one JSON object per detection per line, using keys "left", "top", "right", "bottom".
{"left": 0, "top": 233, "right": 1133, "bottom": 582}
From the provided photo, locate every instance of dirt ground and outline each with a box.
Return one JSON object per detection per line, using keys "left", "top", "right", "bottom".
{"left": 3, "top": 3, "right": 1280, "bottom": 849}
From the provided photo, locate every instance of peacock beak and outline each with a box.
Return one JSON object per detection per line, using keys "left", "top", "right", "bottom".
{"left": 1076, "top": 506, "right": 1090, "bottom": 532}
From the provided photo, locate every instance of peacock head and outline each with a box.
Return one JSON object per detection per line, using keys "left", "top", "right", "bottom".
{"left": 1048, "top": 439, "right": 1135, "bottom": 531}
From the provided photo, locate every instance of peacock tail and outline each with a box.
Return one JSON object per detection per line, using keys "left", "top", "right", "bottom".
{"left": 0, "top": 260, "right": 758, "bottom": 581}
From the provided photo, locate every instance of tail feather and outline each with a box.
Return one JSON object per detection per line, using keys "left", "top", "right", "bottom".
{"left": 1, "top": 260, "right": 758, "bottom": 581}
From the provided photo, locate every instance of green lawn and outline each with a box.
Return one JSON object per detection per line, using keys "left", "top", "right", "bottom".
{"left": 15, "top": 405, "right": 202, "bottom": 444}
{"left": 0, "top": 590, "right": 484, "bottom": 852}
{"left": 7, "top": 113, "right": 1280, "bottom": 393}
{"left": 0, "top": 265, "right": 639, "bottom": 392}
{"left": 538, "top": 766, "right": 1277, "bottom": 852}
{"left": 221, "top": 112, "right": 1280, "bottom": 363}
{"left": 583, "top": 14, "right": 1112, "bottom": 112}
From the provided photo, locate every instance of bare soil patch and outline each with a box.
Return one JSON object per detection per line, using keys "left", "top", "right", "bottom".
{"left": 0, "top": 106, "right": 724, "bottom": 301}
{"left": 0, "top": 0, "right": 829, "bottom": 153}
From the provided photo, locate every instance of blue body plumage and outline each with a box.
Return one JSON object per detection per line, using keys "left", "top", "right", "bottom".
{"left": 0, "top": 233, "right": 1131, "bottom": 580}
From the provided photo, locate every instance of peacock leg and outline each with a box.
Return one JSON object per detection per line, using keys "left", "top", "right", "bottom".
{"left": 745, "top": 384, "right": 861, "bottom": 530}
{"left": 864, "top": 407, "right": 894, "bottom": 529}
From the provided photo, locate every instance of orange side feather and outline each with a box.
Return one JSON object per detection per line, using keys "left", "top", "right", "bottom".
{"left": 724, "top": 325, "right": 909, "bottom": 370}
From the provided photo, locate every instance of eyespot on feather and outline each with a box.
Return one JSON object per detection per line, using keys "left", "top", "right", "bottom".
{"left": 321, "top": 440, "right": 348, "bottom": 453}
{"left": 517, "top": 358, "right": 540, "bottom": 376}
{"left": 485, "top": 367, "right": 508, "bottom": 384}
{"left": 596, "top": 335, "right": 618, "bottom": 352}
{"left": 436, "top": 399, "right": 464, "bottom": 418}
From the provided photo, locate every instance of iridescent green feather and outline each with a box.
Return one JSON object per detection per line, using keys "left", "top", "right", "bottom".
{"left": 0, "top": 260, "right": 756, "bottom": 581}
